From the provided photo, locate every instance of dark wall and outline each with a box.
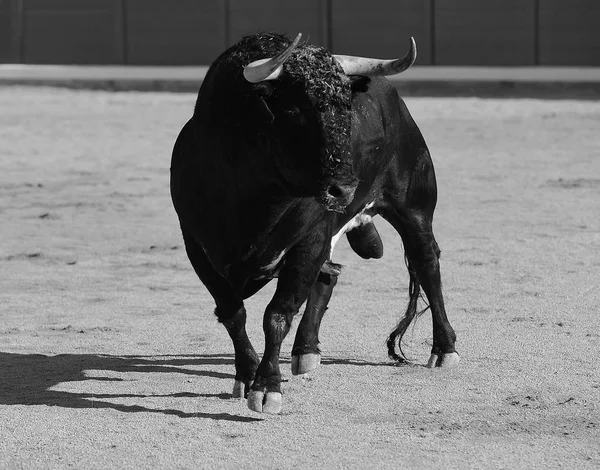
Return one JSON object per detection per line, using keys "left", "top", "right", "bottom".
{"left": 22, "top": 0, "right": 123, "bottom": 64}
{"left": 0, "top": 0, "right": 18, "bottom": 62}
{"left": 538, "top": 0, "right": 600, "bottom": 65}
{"left": 228, "top": 0, "right": 328, "bottom": 47}
{"left": 331, "top": 0, "right": 432, "bottom": 64}
{"left": 125, "top": 0, "right": 225, "bottom": 65}
{"left": 434, "top": 0, "right": 536, "bottom": 66}
{"left": 1, "top": 0, "right": 599, "bottom": 65}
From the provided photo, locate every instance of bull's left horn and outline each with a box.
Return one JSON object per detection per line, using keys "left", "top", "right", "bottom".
{"left": 334, "top": 37, "right": 417, "bottom": 77}
{"left": 243, "top": 33, "right": 302, "bottom": 83}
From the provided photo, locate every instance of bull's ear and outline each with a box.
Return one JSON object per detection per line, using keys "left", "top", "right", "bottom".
{"left": 349, "top": 75, "right": 370, "bottom": 93}
{"left": 252, "top": 82, "right": 274, "bottom": 97}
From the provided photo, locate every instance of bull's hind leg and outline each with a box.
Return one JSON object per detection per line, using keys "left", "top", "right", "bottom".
{"left": 182, "top": 231, "right": 259, "bottom": 397}
{"left": 291, "top": 270, "right": 338, "bottom": 375}
{"left": 381, "top": 145, "right": 459, "bottom": 368}
{"left": 383, "top": 209, "right": 459, "bottom": 367}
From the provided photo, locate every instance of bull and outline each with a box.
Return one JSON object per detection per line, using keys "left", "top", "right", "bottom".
{"left": 170, "top": 32, "right": 459, "bottom": 414}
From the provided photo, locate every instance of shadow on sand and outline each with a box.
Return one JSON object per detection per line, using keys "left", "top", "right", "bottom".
{"left": 0, "top": 352, "right": 262, "bottom": 422}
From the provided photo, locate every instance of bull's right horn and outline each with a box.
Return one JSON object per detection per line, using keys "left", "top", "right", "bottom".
{"left": 334, "top": 37, "right": 417, "bottom": 77}
{"left": 243, "top": 33, "right": 302, "bottom": 83}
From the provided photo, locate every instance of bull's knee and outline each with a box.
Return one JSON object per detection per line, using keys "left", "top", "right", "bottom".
{"left": 215, "top": 304, "right": 246, "bottom": 330}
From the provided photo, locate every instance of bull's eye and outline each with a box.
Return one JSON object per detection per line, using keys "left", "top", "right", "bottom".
{"left": 285, "top": 106, "right": 301, "bottom": 118}
{"left": 283, "top": 106, "right": 306, "bottom": 126}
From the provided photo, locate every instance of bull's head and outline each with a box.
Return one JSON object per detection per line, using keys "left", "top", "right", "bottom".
{"left": 239, "top": 33, "right": 416, "bottom": 212}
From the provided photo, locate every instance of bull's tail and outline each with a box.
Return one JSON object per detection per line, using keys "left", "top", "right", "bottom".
{"left": 387, "top": 256, "right": 430, "bottom": 362}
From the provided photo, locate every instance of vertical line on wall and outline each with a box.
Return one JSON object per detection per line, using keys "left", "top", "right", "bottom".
{"left": 318, "top": 0, "right": 327, "bottom": 48}
{"left": 224, "top": 0, "right": 230, "bottom": 48}
{"left": 325, "top": 0, "right": 332, "bottom": 51}
{"left": 117, "top": 0, "right": 127, "bottom": 65}
{"left": 533, "top": 0, "right": 539, "bottom": 65}
{"left": 14, "top": 0, "right": 24, "bottom": 62}
{"left": 430, "top": 0, "right": 436, "bottom": 65}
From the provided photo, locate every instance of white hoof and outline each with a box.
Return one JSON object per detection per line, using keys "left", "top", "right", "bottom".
{"left": 426, "top": 354, "right": 438, "bottom": 368}
{"left": 232, "top": 380, "right": 245, "bottom": 399}
{"left": 291, "top": 353, "right": 321, "bottom": 375}
{"left": 247, "top": 390, "right": 282, "bottom": 414}
{"left": 426, "top": 352, "right": 460, "bottom": 368}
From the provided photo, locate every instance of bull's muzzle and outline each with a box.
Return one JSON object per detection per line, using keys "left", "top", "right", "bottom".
{"left": 322, "top": 182, "right": 357, "bottom": 212}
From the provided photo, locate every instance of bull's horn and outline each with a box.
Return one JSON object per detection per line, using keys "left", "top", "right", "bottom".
{"left": 334, "top": 37, "right": 417, "bottom": 76}
{"left": 243, "top": 33, "right": 302, "bottom": 83}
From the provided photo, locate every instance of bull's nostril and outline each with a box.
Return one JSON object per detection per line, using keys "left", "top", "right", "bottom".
{"left": 327, "top": 185, "right": 344, "bottom": 199}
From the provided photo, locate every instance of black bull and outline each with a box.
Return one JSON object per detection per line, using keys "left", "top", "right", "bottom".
{"left": 170, "top": 33, "right": 459, "bottom": 414}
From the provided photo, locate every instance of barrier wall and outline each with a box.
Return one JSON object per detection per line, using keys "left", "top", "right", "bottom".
{"left": 1, "top": 0, "right": 599, "bottom": 65}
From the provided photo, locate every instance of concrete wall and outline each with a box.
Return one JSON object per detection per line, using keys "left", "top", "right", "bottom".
{"left": 1, "top": 0, "right": 599, "bottom": 65}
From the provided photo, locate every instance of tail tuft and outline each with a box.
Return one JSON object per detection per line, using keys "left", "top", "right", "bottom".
{"left": 387, "top": 257, "right": 430, "bottom": 362}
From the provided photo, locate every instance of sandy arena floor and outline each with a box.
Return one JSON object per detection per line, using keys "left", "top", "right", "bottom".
{"left": 1, "top": 87, "right": 599, "bottom": 469}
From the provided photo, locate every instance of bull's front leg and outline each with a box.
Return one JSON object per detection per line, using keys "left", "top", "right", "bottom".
{"left": 247, "top": 235, "right": 330, "bottom": 414}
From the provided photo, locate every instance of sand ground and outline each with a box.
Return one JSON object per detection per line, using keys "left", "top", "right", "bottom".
{"left": 0, "top": 87, "right": 599, "bottom": 469}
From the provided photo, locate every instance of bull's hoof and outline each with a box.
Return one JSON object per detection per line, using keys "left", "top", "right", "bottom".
{"left": 426, "top": 352, "right": 460, "bottom": 368}
{"left": 247, "top": 390, "right": 282, "bottom": 414}
{"left": 232, "top": 380, "right": 246, "bottom": 399}
{"left": 291, "top": 353, "right": 321, "bottom": 375}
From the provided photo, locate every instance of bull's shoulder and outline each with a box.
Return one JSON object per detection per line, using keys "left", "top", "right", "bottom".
{"left": 356, "top": 77, "right": 427, "bottom": 150}
{"left": 351, "top": 77, "right": 402, "bottom": 129}
{"left": 351, "top": 76, "right": 398, "bottom": 104}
